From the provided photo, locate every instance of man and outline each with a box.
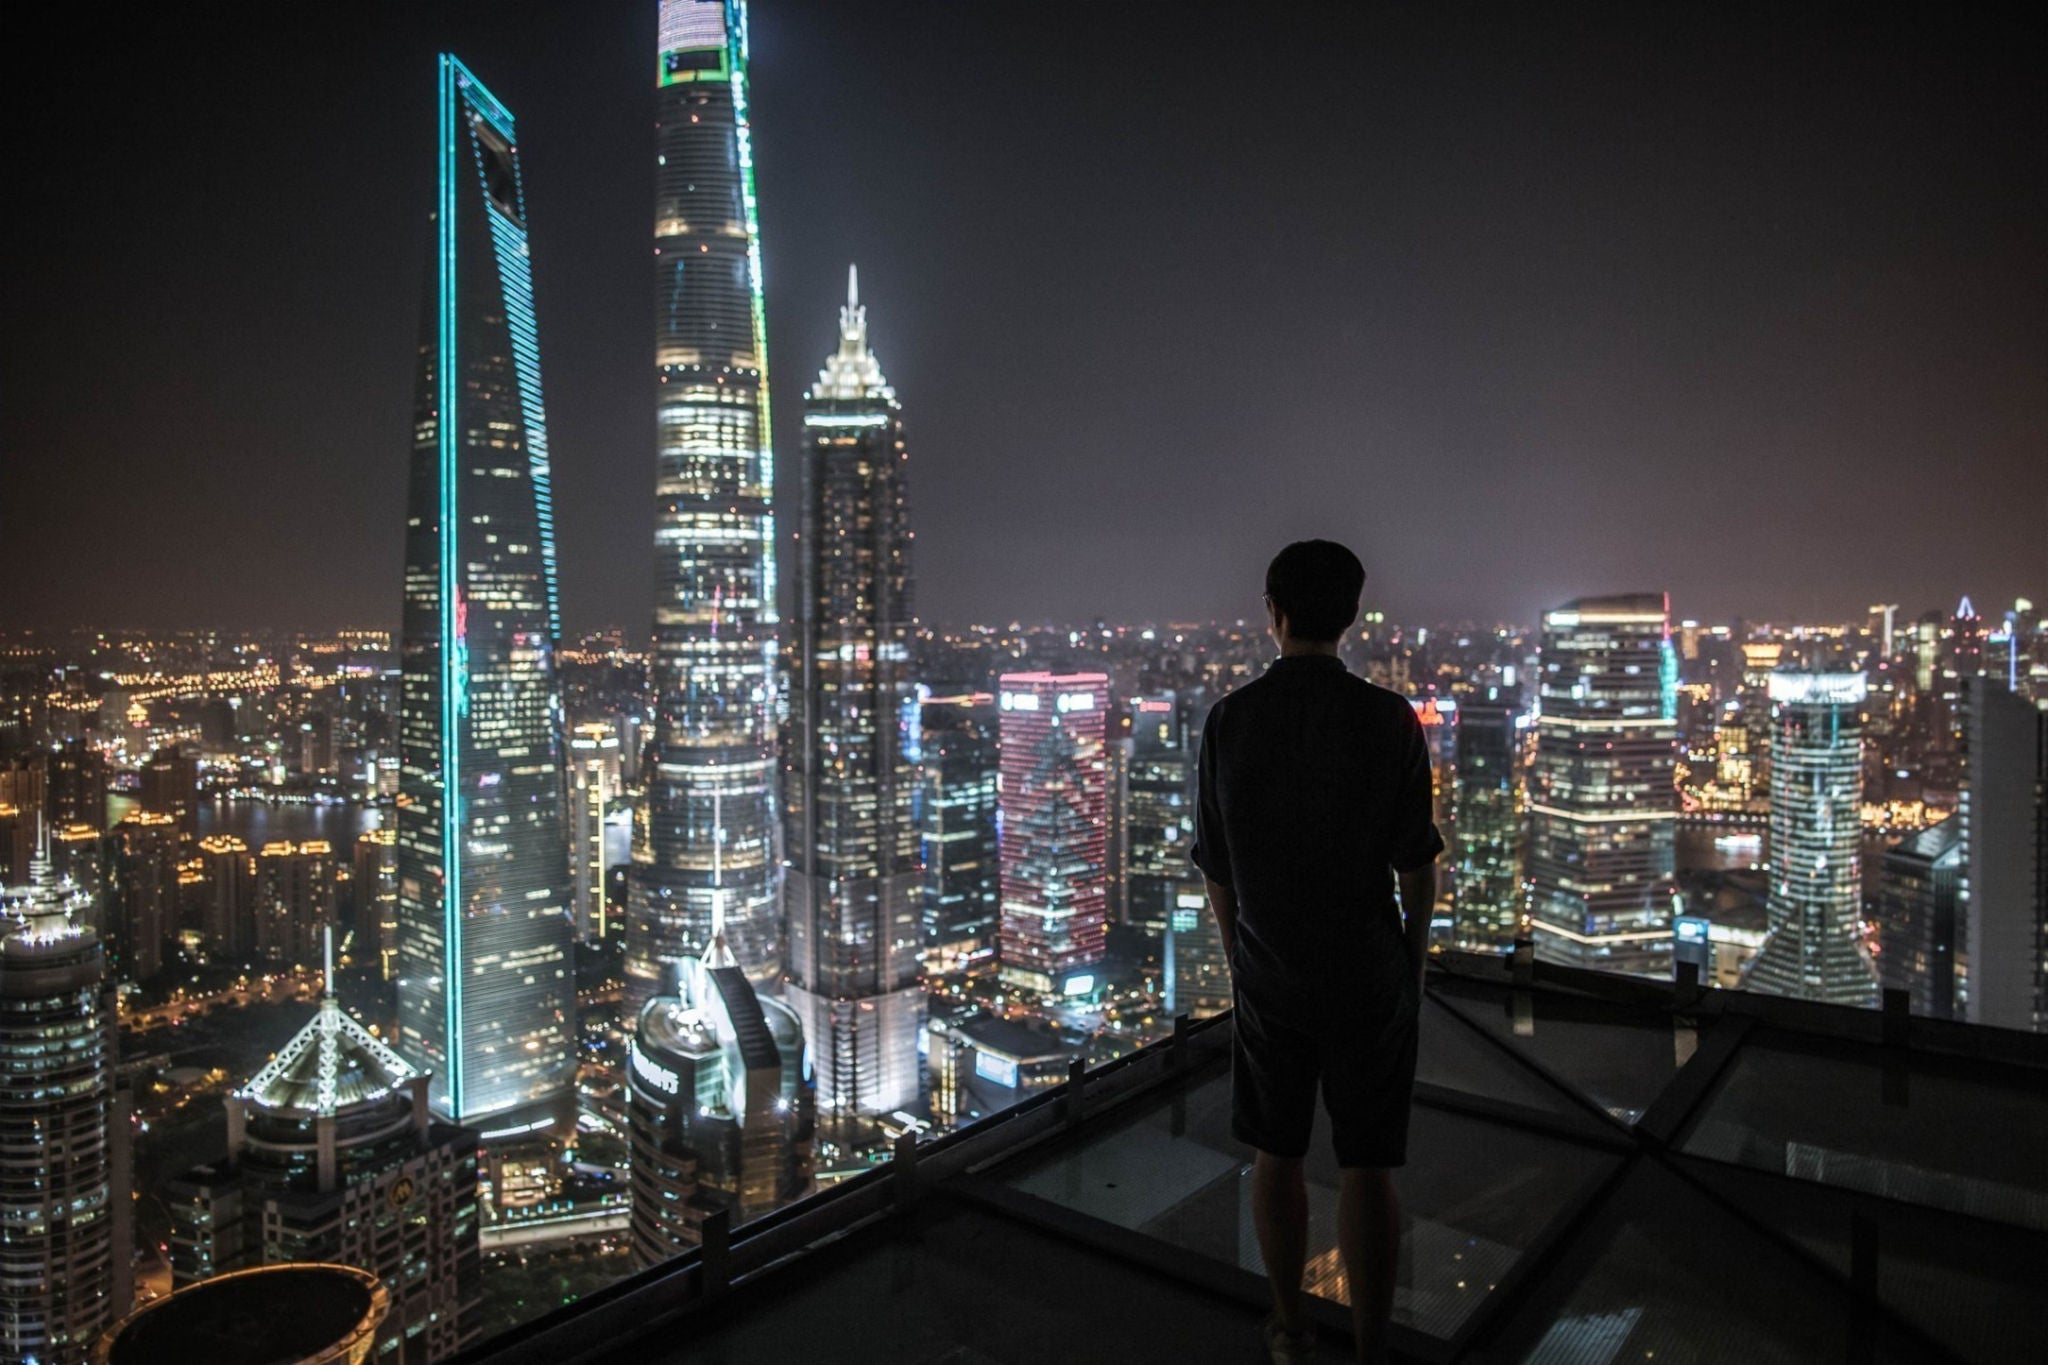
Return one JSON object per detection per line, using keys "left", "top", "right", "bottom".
{"left": 1190, "top": 540, "right": 1441, "bottom": 1365}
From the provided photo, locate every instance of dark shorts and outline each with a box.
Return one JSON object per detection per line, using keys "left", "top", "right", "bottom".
{"left": 1231, "top": 980, "right": 1419, "bottom": 1169}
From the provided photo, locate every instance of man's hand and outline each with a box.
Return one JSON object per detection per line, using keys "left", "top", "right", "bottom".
{"left": 1397, "top": 864, "right": 1436, "bottom": 990}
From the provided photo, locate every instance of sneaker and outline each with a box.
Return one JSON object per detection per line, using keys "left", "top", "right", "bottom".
{"left": 1263, "top": 1314, "right": 1317, "bottom": 1364}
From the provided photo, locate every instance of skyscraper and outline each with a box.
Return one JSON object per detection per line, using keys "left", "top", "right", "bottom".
{"left": 629, "top": 0, "right": 783, "bottom": 1011}
{"left": 784, "top": 271, "right": 923, "bottom": 1119}
{"left": 1955, "top": 676, "right": 2047, "bottom": 1030}
{"left": 139, "top": 743, "right": 199, "bottom": 853}
{"left": 919, "top": 691, "right": 1001, "bottom": 980}
{"left": 1124, "top": 693, "right": 1196, "bottom": 947}
{"left": 198, "top": 834, "right": 255, "bottom": 958}
{"left": 1453, "top": 691, "right": 1525, "bottom": 952}
{"left": 1413, "top": 696, "right": 1459, "bottom": 941}
{"left": 627, "top": 949, "right": 814, "bottom": 1267}
{"left": 1527, "top": 594, "right": 1679, "bottom": 977}
{"left": 166, "top": 950, "right": 482, "bottom": 1363}
{"left": 569, "top": 723, "right": 622, "bottom": 942}
{"left": 1874, "top": 818, "right": 1961, "bottom": 1019}
{"left": 1748, "top": 673, "right": 1877, "bottom": 1006}
{"left": 998, "top": 673, "right": 1111, "bottom": 996}
{"left": 108, "top": 810, "right": 178, "bottom": 983}
{"left": 0, "top": 851, "right": 126, "bottom": 1365}
{"left": 395, "top": 55, "right": 576, "bottom": 1132}
{"left": 254, "top": 841, "right": 336, "bottom": 969}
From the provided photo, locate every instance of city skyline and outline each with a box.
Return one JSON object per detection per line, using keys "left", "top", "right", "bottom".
{"left": 6, "top": 3, "right": 2043, "bottom": 635}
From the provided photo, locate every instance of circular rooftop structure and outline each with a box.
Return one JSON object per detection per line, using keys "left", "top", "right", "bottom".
{"left": 93, "top": 1263, "right": 388, "bottom": 1365}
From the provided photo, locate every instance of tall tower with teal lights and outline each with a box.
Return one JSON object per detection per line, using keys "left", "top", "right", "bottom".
{"left": 395, "top": 55, "right": 577, "bottom": 1134}
{"left": 628, "top": 0, "right": 784, "bottom": 1013}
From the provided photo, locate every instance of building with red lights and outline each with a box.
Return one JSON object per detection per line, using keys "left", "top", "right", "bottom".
{"left": 997, "top": 673, "right": 1110, "bottom": 996}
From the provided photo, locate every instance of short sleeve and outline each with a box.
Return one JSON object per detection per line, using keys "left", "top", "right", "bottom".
{"left": 1389, "top": 705, "right": 1446, "bottom": 873}
{"left": 1188, "top": 703, "right": 1232, "bottom": 887}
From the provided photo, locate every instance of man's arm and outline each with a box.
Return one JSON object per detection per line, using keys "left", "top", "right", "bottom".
{"left": 1204, "top": 876, "right": 1239, "bottom": 965}
{"left": 1397, "top": 864, "right": 1435, "bottom": 986}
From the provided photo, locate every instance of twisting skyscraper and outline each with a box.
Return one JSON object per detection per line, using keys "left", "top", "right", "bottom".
{"left": 396, "top": 55, "right": 576, "bottom": 1132}
{"left": 1749, "top": 673, "right": 1876, "bottom": 1006}
{"left": 629, "top": 0, "right": 782, "bottom": 1013}
{"left": 784, "top": 270, "right": 924, "bottom": 1119}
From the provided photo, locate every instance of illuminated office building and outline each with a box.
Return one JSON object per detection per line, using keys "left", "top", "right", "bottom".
{"left": 1125, "top": 693, "right": 1195, "bottom": 946}
{"left": 0, "top": 852, "right": 127, "bottom": 1365}
{"left": 627, "top": 949, "right": 814, "bottom": 1267}
{"left": 998, "top": 673, "right": 1110, "bottom": 996}
{"left": 166, "top": 956, "right": 482, "bottom": 1363}
{"left": 1748, "top": 673, "right": 1877, "bottom": 1006}
{"left": 395, "top": 55, "right": 577, "bottom": 1133}
{"left": 1165, "top": 881, "right": 1229, "bottom": 1020}
{"left": 784, "top": 271, "right": 923, "bottom": 1119}
{"left": 1452, "top": 691, "right": 1525, "bottom": 951}
{"left": 1955, "top": 676, "right": 2048, "bottom": 1030}
{"left": 1874, "top": 818, "right": 1961, "bottom": 1019}
{"left": 628, "top": 0, "right": 783, "bottom": 1013}
{"left": 569, "top": 723, "right": 622, "bottom": 942}
{"left": 198, "top": 834, "right": 255, "bottom": 958}
{"left": 920, "top": 691, "right": 1000, "bottom": 979}
{"left": 1527, "top": 595, "right": 1679, "bottom": 977}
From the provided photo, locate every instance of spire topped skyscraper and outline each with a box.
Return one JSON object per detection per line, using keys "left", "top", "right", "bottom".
{"left": 395, "top": 55, "right": 576, "bottom": 1133}
{"left": 785, "top": 270, "right": 924, "bottom": 1120}
{"left": 628, "top": 0, "right": 784, "bottom": 1011}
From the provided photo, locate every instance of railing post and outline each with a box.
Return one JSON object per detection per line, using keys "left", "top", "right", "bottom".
{"left": 699, "top": 1207, "right": 731, "bottom": 1301}
{"left": 1510, "top": 936, "right": 1534, "bottom": 988}
{"left": 892, "top": 1129, "right": 919, "bottom": 1209}
{"left": 1169, "top": 1012, "right": 1190, "bottom": 1071}
{"left": 1881, "top": 988, "right": 1910, "bottom": 1048}
{"left": 1064, "top": 1055, "right": 1088, "bottom": 1125}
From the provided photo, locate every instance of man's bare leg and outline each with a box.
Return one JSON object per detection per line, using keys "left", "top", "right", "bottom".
{"left": 1251, "top": 1150, "right": 1309, "bottom": 1335}
{"left": 1337, "top": 1167, "right": 1401, "bottom": 1364}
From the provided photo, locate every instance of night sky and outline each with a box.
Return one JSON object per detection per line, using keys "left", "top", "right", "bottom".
{"left": 6, "top": 1, "right": 2043, "bottom": 635}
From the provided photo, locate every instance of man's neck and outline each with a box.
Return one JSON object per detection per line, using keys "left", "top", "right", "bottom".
{"left": 1277, "top": 639, "right": 1341, "bottom": 659}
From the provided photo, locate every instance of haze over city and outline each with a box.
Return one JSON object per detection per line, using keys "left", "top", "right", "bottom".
{"left": 7, "top": 1, "right": 2042, "bottom": 633}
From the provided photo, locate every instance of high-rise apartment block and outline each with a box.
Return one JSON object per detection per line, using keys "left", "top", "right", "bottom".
{"left": 395, "top": 54, "right": 576, "bottom": 1133}
{"left": 1527, "top": 595, "right": 1679, "bottom": 977}
{"left": 629, "top": 0, "right": 783, "bottom": 1009}
{"left": 108, "top": 810, "right": 179, "bottom": 982}
{"left": 254, "top": 840, "right": 337, "bottom": 968}
{"left": 784, "top": 272, "right": 923, "bottom": 1119}
{"left": 198, "top": 834, "right": 255, "bottom": 958}
{"left": 1748, "top": 673, "right": 1877, "bottom": 1006}
{"left": 997, "top": 673, "right": 1110, "bottom": 996}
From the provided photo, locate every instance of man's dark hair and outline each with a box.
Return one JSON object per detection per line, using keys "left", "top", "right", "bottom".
{"left": 1265, "top": 540, "right": 1366, "bottom": 642}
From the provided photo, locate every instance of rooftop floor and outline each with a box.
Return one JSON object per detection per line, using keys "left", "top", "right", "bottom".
{"left": 467, "top": 951, "right": 2048, "bottom": 1365}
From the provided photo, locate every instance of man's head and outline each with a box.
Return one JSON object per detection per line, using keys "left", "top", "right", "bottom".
{"left": 1264, "top": 540, "right": 1366, "bottom": 646}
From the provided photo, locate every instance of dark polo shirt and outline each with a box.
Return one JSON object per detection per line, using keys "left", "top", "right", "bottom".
{"left": 1189, "top": 654, "right": 1444, "bottom": 1002}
